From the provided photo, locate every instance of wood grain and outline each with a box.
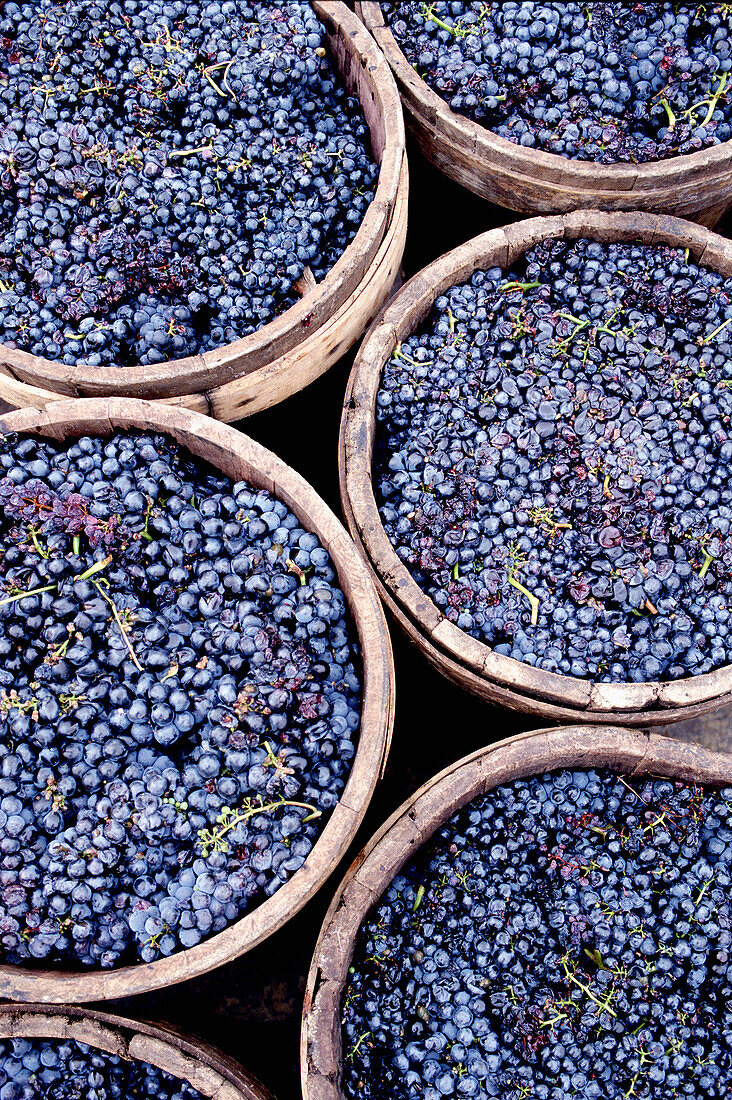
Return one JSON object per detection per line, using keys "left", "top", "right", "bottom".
{"left": 301, "top": 726, "right": 732, "bottom": 1100}
{"left": 0, "top": 399, "right": 395, "bottom": 1002}
{"left": 0, "top": 3, "right": 406, "bottom": 415}
{"left": 340, "top": 210, "right": 732, "bottom": 725}
{"left": 356, "top": 1, "right": 732, "bottom": 222}
{"left": 0, "top": 1005, "right": 273, "bottom": 1100}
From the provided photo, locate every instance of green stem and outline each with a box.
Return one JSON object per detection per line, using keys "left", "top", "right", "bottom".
{"left": 92, "top": 579, "right": 143, "bottom": 670}
{"left": 507, "top": 575, "right": 540, "bottom": 626}
{"left": 0, "top": 583, "right": 56, "bottom": 608}
{"left": 539, "top": 1012, "right": 568, "bottom": 1029}
{"left": 700, "top": 315, "right": 732, "bottom": 345}
{"left": 197, "top": 797, "right": 322, "bottom": 856}
{"left": 29, "top": 527, "right": 49, "bottom": 560}
{"left": 558, "top": 311, "right": 589, "bottom": 327}
{"left": 76, "top": 554, "right": 112, "bottom": 582}
{"left": 169, "top": 144, "right": 213, "bottom": 158}
{"left": 202, "top": 64, "right": 228, "bottom": 97}
{"left": 562, "top": 962, "right": 618, "bottom": 1018}
{"left": 422, "top": 6, "right": 456, "bottom": 35}
{"left": 394, "top": 342, "right": 434, "bottom": 367}
{"left": 500, "top": 279, "right": 542, "bottom": 293}
{"left": 703, "top": 71, "right": 728, "bottom": 126}
{"left": 658, "top": 96, "right": 676, "bottom": 130}
{"left": 695, "top": 873, "right": 715, "bottom": 904}
{"left": 699, "top": 551, "right": 715, "bottom": 578}
{"left": 72, "top": 535, "right": 81, "bottom": 556}
{"left": 347, "top": 1032, "right": 372, "bottom": 1062}
{"left": 597, "top": 307, "right": 623, "bottom": 336}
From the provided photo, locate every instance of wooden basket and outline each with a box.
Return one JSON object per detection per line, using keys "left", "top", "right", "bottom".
{"left": 0, "top": 2, "right": 407, "bottom": 422}
{"left": 356, "top": 2, "right": 732, "bottom": 226}
{"left": 341, "top": 209, "right": 732, "bottom": 727}
{"left": 301, "top": 724, "right": 732, "bottom": 1100}
{"left": 0, "top": 1004, "right": 273, "bottom": 1100}
{"left": 0, "top": 398, "right": 394, "bottom": 1002}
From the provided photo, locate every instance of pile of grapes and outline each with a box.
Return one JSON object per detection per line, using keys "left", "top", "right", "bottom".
{"left": 384, "top": 2, "right": 732, "bottom": 163}
{"left": 0, "top": 1, "right": 378, "bottom": 366}
{"left": 0, "top": 428, "right": 361, "bottom": 968}
{"left": 375, "top": 237, "right": 732, "bottom": 683}
{"left": 343, "top": 768, "right": 732, "bottom": 1100}
{"left": 0, "top": 1036, "right": 205, "bottom": 1100}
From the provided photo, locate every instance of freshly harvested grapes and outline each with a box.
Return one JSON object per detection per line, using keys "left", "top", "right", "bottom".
{"left": 375, "top": 237, "right": 732, "bottom": 683}
{"left": 0, "top": 429, "right": 361, "bottom": 967}
{"left": 0, "top": 1035, "right": 204, "bottom": 1100}
{"left": 0, "top": 1, "right": 378, "bottom": 366}
{"left": 385, "top": 2, "right": 732, "bottom": 163}
{"left": 343, "top": 769, "right": 732, "bottom": 1099}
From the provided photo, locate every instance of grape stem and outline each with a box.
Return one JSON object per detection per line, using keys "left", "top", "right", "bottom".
{"left": 507, "top": 575, "right": 540, "bottom": 626}
{"left": 91, "top": 578, "right": 143, "bottom": 670}
{"left": 0, "top": 583, "right": 56, "bottom": 608}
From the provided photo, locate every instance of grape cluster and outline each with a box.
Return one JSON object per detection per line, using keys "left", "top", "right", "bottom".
{"left": 375, "top": 237, "right": 732, "bottom": 683}
{"left": 343, "top": 768, "right": 732, "bottom": 1100}
{"left": 0, "top": 429, "right": 361, "bottom": 967}
{"left": 0, "top": 1, "right": 378, "bottom": 366}
{"left": 384, "top": 2, "right": 732, "bottom": 163}
{"left": 0, "top": 1035, "right": 203, "bottom": 1100}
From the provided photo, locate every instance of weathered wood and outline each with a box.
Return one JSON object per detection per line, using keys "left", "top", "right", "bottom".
{"left": 0, "top": 2, "right": 406, "bottom": 413}
{"left": 0, "top": 1005, "right": 273, "bottom": 1100}
{"left": 301, "top": 726, "right": 732, "bottom": 1100}
{"left": 356, "top": 1, "right": 732, "bottom": 223}
{"left": 340, "top": 210, "right": 732, "bottom": 726}
{"left": 0, "top": 399, "right": 394, "bottom": 1002}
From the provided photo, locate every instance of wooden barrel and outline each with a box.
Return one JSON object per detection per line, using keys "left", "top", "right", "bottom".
{"left": 0, "top": 1004, "right": 273, "bottom": 1100}
{"left": 0, "top": 2, "right": 407, "bottom": 420}
{"left": 356, "top": 2, "right": 732, "bottom": 226}
{"left": 0, "top": 398, "right": 395, "bottom": 1002}
{"left": 341, "top": 209, "right": 732, "bottom": 727}
{"left": 301, "top": 724, "right": 732, "bottom": 1100}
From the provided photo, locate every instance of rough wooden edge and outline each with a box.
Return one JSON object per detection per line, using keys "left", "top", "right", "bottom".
{"left": 340, "top": 210, "right": 732, "bottom": 721}
{"left": 358, "top": 535, "right": 732, "bottom": 726}
{"left": 356, "top": 2, "right": 732, "bottom": 219}
{"left": 0, "top": 1005, "right": 273, "bottom": 1100}
{"left": 301, "top": 725, "right": 732, "bottom": 1100}
{"left": 0, "top": 154, "right": 409, "bottom": 422}
{"left": 0, "top": 2, "right": 406, "bottom": 401}
{"left": 0, "top": 399, "right": 394, "bottom": 1002}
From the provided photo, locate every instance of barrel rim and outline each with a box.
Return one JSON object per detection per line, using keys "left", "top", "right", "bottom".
{"left": 340, "top": 209, "right": 732, "bottom": 721}
{"left": 0, "top": 2, "right": 406, "bottom": 400}
{"left": 356, "top": 1, "right": 732, "bottom": 211}
{"left": 0, "top": 1003, "right": 274, "bottom": 1100}
{"left": 301, "top": 725, "right": 732, "bottom": 1100}
{"left": 0, "top": 398, "right": 394, "bottom": 1002}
